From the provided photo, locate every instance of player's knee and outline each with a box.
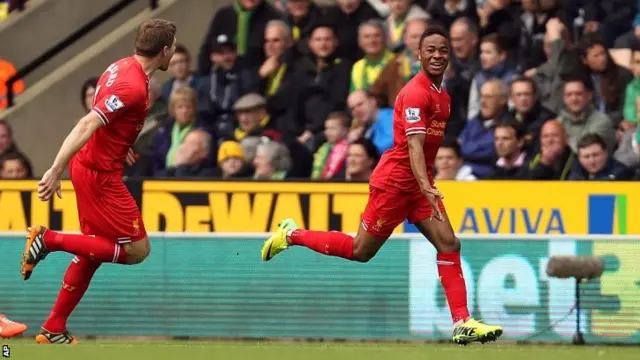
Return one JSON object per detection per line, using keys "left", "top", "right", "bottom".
{"left": 438, "top": 236, "right": 460, "bottom": 253}
{"left": 123, "top": 239, "right": 151, "bottom": 265}
{"left": 352, "top": 235, "right": 376, "bottom": 263}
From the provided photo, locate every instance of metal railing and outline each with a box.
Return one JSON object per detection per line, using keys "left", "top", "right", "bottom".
{"left": 4, "top": 0, "right": 160, "bottom": 108}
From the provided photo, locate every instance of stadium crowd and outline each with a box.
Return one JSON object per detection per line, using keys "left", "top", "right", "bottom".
{"left": 2, "top": 0, "right": 640, "bottom": 181}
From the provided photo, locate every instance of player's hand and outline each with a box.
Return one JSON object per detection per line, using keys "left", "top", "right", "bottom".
{"left": 38, "top": 168, "right": 62, "bottom": 202}
{"left": 423, "top": 187, "right": 444, "bottom": 222}
{"left": 125, "top": 149, "right": 138, "bottom": 166}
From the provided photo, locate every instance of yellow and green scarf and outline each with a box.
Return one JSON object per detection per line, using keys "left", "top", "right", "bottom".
{"left": 166, "top": 122, "right": 193, "bottom": 167}
{"left": 266, "top": 64, "right": 287, "bottom": 96}
{"left": 233, "top": 0, "right": 255, "bottom": 56}
{"left": 234, "top": 115, "right": 271, "bottom": 140}
{"left": 401, "top": 50, "right": 420, "bottom": 83}
{"left": 350, "top": 50, "right": 394, "bottom": 92}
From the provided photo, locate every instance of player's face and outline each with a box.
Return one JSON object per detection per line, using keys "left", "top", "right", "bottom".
{"left": 578, "top": 143, "right": 607, "bottom": 175}
{"left": 418, "top": 34, "right": 450, "bottom": 78}
{"left": 158, "top": 38, "right": 177, "bottom": 72}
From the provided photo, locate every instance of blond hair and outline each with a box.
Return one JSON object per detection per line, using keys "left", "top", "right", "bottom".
{"left": 168, "top": 86, "right": 198, "bottom": 118}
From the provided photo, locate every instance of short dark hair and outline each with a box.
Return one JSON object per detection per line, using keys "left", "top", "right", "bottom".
{"left": 351, "top": 138, "right": 380, "bottom": 167}
{"left": 495, "top": 118, "right": 526, "bottom": 139}
{"left": 576, "top": 32, "right": 606, "bottom": 60}
{"left": 174, "top": 43, "right": 190, "bottom": 59}
{"left": 419, "top": 25, "right": 450, "bottom": 50}
{"left": 80, "top": 77, "right": 99, "bottom": 110}
{"left": 134, "top": 18, "right": 177, "bottom": 57}
{"left": 563, "top": 74, "right": 594, "bottom": 92}
{"left": 577, "top": 133, "right": 607, "bottom": 151}
{"left": 0, "top": 152, "right": 32, "bottom": 178}
{"left": 326, "top": 111, "right": 351, "bottom": 128}
{"left": 480, "top": 33, "right": 505, "bottom": 53}
{"left": 510, "top": 75, "right": 538, "bottom": 95}
{"left": 440, "top": 137, "right": 462, "bottom": 158}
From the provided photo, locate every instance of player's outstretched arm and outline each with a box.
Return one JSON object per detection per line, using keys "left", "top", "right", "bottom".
{"left": 49, "top": 112, "right": 104, "bottom": 174}
{"left": 408, "top": 134, "right": 443, "bottom": 221}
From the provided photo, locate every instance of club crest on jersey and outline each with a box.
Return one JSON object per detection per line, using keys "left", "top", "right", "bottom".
{"left": 105, "top": 95, "right": 124, "bottom": 113}
{"left": 405, "top": 108, "right": 421, "bottom": 123}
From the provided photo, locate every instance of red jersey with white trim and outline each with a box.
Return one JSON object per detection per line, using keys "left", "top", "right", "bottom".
{"left": 369, "top": 71, "right": 451, "bottom": 192}
{"left": 76, "top": 56, "right": 150, "bottom": 172}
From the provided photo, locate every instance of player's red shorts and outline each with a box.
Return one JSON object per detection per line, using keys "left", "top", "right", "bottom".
{"left": 69, "top": 157, "right": 147, "bottom": 243}
{"left": 361, "top": 185, "right": 446, "bottom": 238}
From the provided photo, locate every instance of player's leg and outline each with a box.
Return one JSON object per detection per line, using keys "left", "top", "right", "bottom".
{"left": 262, "top": 186, "right": 404, "bottom": 262}
{"left": 0, "top": 314, "right": 28, "bottom": 338}
{"left": 412, "top": 202, "right": 503, "bottom": 345}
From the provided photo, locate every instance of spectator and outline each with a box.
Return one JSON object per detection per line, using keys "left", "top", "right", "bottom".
{"left": 613, "top": 0, "right": 640, "bottom": 49}
{"left": 213, "top": 140, "right": 254, "bottom": 178}
{"left": 312, "top": 112, "right": 350, "bottom": 180}
{"left": 509, "top": 76, "right": 555, "bottom": 151}
{"left": 521, "top": 119, "right": 574, "bottom": 180}
{"left": 384, "top": 0, "right": 429, "bottom": 51}
{"left": 370, "top": 18, "right": 427, "bottom": 107}
{"left": 460, "top": 79, "right": 512, "bottom": 178}
{"left": 0, "top": 119, "right": 32, "bottom": 173}
{"left": 259, "top": 20, "right": 297, "bottom": 127}
{"left": 576, "top": 33, "right": 633, "bottom": 126}
{"left": 622, "top": 46, "right": 640, "bottom": 126}
{"left": 158, "top": 129, "right": 216, "bottom": 178}
{"left": 197, "top": 33, "right": 260, "bottom": 133}
{"left": 476, "top": 0, "right": 520, "bottom": 52}
{"left": 350, "top": 20, "right": 395, "bottom": 92}
{"left": 0, "top": 152, "right": 32, "bottom": 179}
{"left": 516, "top": 0, "right": 559, "bottom": 71}
{"left": 151, "top": 87, "right": 200, "bottom": 175}
{"left": 557, "top": 77, "right": 616, "bottom": 153}
{"left": 80, "top": 77, "right": 98, "bottom": 112}
{"left": 284, "top": 0, "right": 325, "bottom": 47}
{"left": 253, "top": 140, "right": 293, "bottom": 179}
{"left": 0, "top": 57, "right": 25, "bottom": 109}
{"left": 492, "top": 119, "right": 527, "bottom": 179}
{"left": 581, "top": 0, "right": 637, "bottom": 49}
{"left": 467, "top": 33, "right": 518, "bottom": 120}
{"left": 160, "top": 44, "right": 200, "bottom": 105}
{"left": 288, "top": 24, "right": 352, "bottom": 143}
{"left": 346, "top": 90, "right": 394, "bottom": 155}
{"left": 325, "top": 0, "right": 380, "bottom": 62}
{"left": 198, "top": 0, "right": 280, "bottom": 73}
{"left": 344, "top": 138, "right": 379, "bottom": 181}
{"left": 568, "top": 133, "right": 633, "bottom": 180}
{"left": 231, "top": 93, "right": 279, "bottom": 141}
{"left": 434, "top": 137, "right": 477, "bottom": 181}
{"left": 614, "top": 126, "right": 640, "bottom": 173}
{"left": 428, "top": 0, "right": 479, "bottom": 31}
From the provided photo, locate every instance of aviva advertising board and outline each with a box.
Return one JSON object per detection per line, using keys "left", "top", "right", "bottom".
{"left": 0, "top": 180, "right": 636, "bottom": 235}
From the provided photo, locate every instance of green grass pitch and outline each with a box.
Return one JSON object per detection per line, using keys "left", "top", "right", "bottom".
{"left": 1, "top": 339, "right": 638, "bottom": 360}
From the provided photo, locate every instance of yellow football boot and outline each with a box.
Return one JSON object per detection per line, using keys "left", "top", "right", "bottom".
{"left": 261, "top": 218, "right": 299, "bottom": 261}
{"left": 452, "top": 318, "right": 503, "bottom": 345}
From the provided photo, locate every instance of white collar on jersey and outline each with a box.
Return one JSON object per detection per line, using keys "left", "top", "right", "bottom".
{"left": 430, "top": 83, "right": 442, "bottom": 93}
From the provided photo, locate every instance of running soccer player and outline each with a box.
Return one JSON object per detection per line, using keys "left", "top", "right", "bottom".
{"left": 262, "top": 26, "right": 503, "bottom": 345}
{"left": 20, "top": 19, "right": 177, "bottom": 344}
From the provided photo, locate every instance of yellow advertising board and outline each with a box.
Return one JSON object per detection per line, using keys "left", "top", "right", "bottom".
{"left": 0, "top": 180, "right": 636, "bottom": 235}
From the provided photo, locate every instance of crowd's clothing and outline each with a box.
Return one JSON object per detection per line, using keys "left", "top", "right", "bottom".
{"left": 459, "top": 115, "right": 498, "bottom": 178}
{"left": 557, "top": 105, "right": 616, "bottom": 153}
{"left": 324, "top": 2, "right": 380, "bottom": 63}
{"left": 521, "top": 146, "right": 574, "bottom": 180}
{"left": 362, "top": 107, "right": 394, "bottom": 156}
{"left": 385, "top": 5, "right": 430, "bottom": 51}
{"left": 467, "top": 61, "right": 518, "bottom": 120}
{"left": 160, "top": 75, "right": 200, "bottom": 104}
{"left": 614, "top": 128, "right": 640, "bottom": 170}
{"left": 369, "top": 51, "right": 420, "bottom": 108}
{"left": 568, "top": 157, "right": 634, "bottom": 181}
{"left": 534, "top": 38, "right": 574, "bottom": 114}
{"left": 311, "top": 139, "right": 348, "bottom": 180}
{"left": 511, "top": 103, "right": 556, "bottom": 152}
{"left": 623, "top": 77, "right": 640, "bottom": 123}
{"left": 350, "top": 50, "right": 395, "bottom": 92}
{"left": 427, "top": 0, "right": 479, "bottom": 31}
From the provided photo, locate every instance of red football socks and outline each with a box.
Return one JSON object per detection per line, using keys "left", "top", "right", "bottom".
{"left": 437, "top": 251, "right": 471, "bottom": 323}
{"left": 42, "top": 257, "right": 101, "bottom": 333}
{"left": 43, "top": 230, "right": 127, "bottom": 264}
{"left": 288, "top": 230, "right": 355, "bottom": 260}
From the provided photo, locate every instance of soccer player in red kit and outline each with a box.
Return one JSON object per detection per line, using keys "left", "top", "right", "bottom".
{"left": 20, "top": 19, "right": 177, "bottom": 344}
{"left": 262, "top": 26, "right": 503, "bottom": 345}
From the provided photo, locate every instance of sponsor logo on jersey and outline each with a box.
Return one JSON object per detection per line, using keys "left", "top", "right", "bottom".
{"left": 405, "top": 108, "right": 421, "bottom": 123}
{"left": 105, "top": 95, "right": 125, "bottom": 113}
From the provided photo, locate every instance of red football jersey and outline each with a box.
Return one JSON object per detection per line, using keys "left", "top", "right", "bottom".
{"left": 76, "top": 56, "right": 150, "bottom": 172}
{"left": 369, "top": 71, "right": 451, "bottom": 192}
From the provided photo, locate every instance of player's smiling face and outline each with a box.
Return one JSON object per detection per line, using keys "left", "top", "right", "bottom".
{"left": 418, "top": 34, "right": 450, "bottom": 78}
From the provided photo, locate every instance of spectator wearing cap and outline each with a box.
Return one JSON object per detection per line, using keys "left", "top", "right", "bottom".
{"left": 369, "top": 19, "right": 427, "bottom": 108}
{"left": 160, "top": 44, "right": 200, "bottom": 105}
{"left": 342, "top": 138, "right": 379, "bottom": 181}
{"left": 289, "top": 24, "right": 352, "bottom": 144}
{"left": 350, "top": 20, "right": 395, "bottom": 92}
{"left": 259, "top": 21, "right": 298, "bottom": 127}
{"left": 384, "top": 0, "right": 429, "bottom": 51}
{"left": 151, "top": 87, "right": 201, "bottom": 175}
{"left": 325, "top": 0, "right": 381, "bottom": 63}
{"left": 197, "top": 33, "right": 260, "bottom": 133}
{"left": 213, "top": 140, "right": 254, "bottom": 178}
{"left": 198, "top": 0, "right": 280, "bottom": 74}
{"left": 0, "top": 119, "right": 32, "bottom": 174}
{"left": 568, "top": 133, "right": 634, "bottom": 181}
{"left": 508, "top": 76, "right": 556, "bottom": 152}
{"left": 230, "top": 93, "right": 280, "bottom": 142}
{"left": 521, "top": 119, "right": 574, "bottom": 180}
{"left": 491, "top": 119, "right": 528, "bottom": 179}
{"left": 157, "top": 129, "right": 217, "bottom": 178}
{"left": 347, "top": 90, "right": 393, "bottom": 155}
{"left": 557, "top": 77, "right": 616, "bottom": 154}
{"left": 312, "top": 112, "right": 350, "bottom": 180}
{"left": 434, "top": 137, "right": 477, "bottom": 181}
{"left": 253, "top": 140, "right": 293, "bottom": 180}
{"left": 0, "top": 152, "right": 32, "bottom": 179}
{"left": 283, "top": 0, "right": 326, "bottom": 51}
{"left": 427, "top": 0, "right": 479, "bottom": 32}
{"left": 576, "top": 33, "right": 633, "bottom": 126}
{"left": 467, "top": 34, "right": 518, "bottom": 120}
